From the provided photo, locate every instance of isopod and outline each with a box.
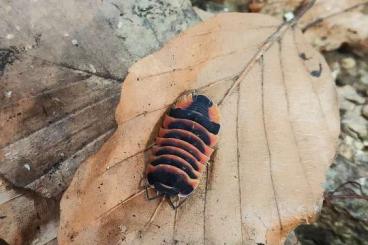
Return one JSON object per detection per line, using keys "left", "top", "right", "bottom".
{"left": 145, "top": 92, "right": 221, "bottom": 208}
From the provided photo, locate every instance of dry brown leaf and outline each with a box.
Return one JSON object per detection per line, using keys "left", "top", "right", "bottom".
{"left": 58, "top": 13, "right": 340, "bottom": 244}
{"left": 261, "top": 0, "right": 368, "bottom": 53}
{"left": 262, "top": 0, "right": 368, "bottom": 54}
{"left": 301, "top": 0, "right": 368, "bottom": 53}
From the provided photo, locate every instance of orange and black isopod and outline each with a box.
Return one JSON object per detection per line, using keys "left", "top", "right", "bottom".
{"left": 145, "top": 92, "right": 220, "bottom": 208}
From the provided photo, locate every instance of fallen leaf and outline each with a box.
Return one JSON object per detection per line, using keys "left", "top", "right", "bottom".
{"left": 261, "top": 0, "right": 368, "bottom": 53}
{"left": 59, "top": 13, "right": 340, "bottom": 244}
{"left": 301, "top": 0, "right": 368, "bottom": 54}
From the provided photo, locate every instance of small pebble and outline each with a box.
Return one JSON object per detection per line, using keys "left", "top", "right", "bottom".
{"left": 342, "top": 114, "right": 368, "bottom": 138}
{"left": 341, "top": 57, "right": 356, "bottom": 70}
{"left": 353, "top": 140, "right": 364, "bottom": 150}
{"left": 355, "top": 151, "right": 368, "bottom": 163}
{"left": 338, "top": 143, "right": 353, "bottom": 160}
{"left": 344, "top": 135, "right": 355, "bottom": 145}
{"left": 338, "top": 85, "right": 365, "bottom": 104}
{"left": 361, "top": 73, "right": 368, "bottom": 85}
{"left": 362, "top": 104, "right": 368, "bottom": 119}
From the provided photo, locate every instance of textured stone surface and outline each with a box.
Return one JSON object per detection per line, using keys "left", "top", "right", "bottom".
{"left": 0, "top": 0, "right": 199, "bottom": 79}
{"left": 0, "top": 1, "right": 199, "bottom": 244}
{"left": 0, "top": 0, "right": 199, "bottom": 196}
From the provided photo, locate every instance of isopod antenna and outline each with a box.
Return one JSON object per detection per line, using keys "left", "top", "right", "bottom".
{"left": 143, "top": 196, "right": 165, "bottom": 231}
{"left": 97, "top": 188, "right": 148, "bottom": 220}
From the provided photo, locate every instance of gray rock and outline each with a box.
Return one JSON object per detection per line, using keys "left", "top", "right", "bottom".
{"left": 342, "top": 113, "right": 368, "bottom": 139}
{"left": 337, "top": 85, "right": 366, "bottom": 105}
{"left": 360, "top": 72, "right": 368, "bottom": 85}
{"left": 337, "top": 140, "right": 354, "bottom": 160}
{"left": 0, "top": 1, "right": 200, "bottom": 243}
{"left": 355, "top": 150, "right": 368, "bottom": 163}
{"left": 0, "top": 0, "right": 200, "bottom": 80}
{"left": 0, "top": 0, "right": 199, "bottom": 195}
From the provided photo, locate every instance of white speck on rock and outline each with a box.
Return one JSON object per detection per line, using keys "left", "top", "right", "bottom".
{"left": 15, "top": 25, "right": 21, "bottom": 31}
{"left": 64, "top": 33, "right": 70, "bottom": 37}
{"left": 24, "top": 164, "right": 31, "bottom": 171}
{"left": 117, "top": 21, "right": 123, "bottom": 29}
{"left": 72, "top": 39, "right": 79, "bottom": 46}
{"left": 4, "top": 91, "right": 12, "bottom": 98}
{"left": 6, "top": 34, "right": 14, "bottom": 39}
{"left": 89, "top": 64, "right": 97, "bottom": 73}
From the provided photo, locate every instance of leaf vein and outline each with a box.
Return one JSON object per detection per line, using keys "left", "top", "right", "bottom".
{"left": 236, "top": 85, "right": 244, "bottom": 243}
{"left": 260, "top": 56, "right": 283, "bottom": 230}
{"left": 278, "top": 40, "right": 314, "bottom": 197}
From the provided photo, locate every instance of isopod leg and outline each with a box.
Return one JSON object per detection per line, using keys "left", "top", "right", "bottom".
{"left": 168, "top": 196, "right": 188, "bottom": 210}
{"left": 145, "top": 185, "right": 163, "bottom": 200}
